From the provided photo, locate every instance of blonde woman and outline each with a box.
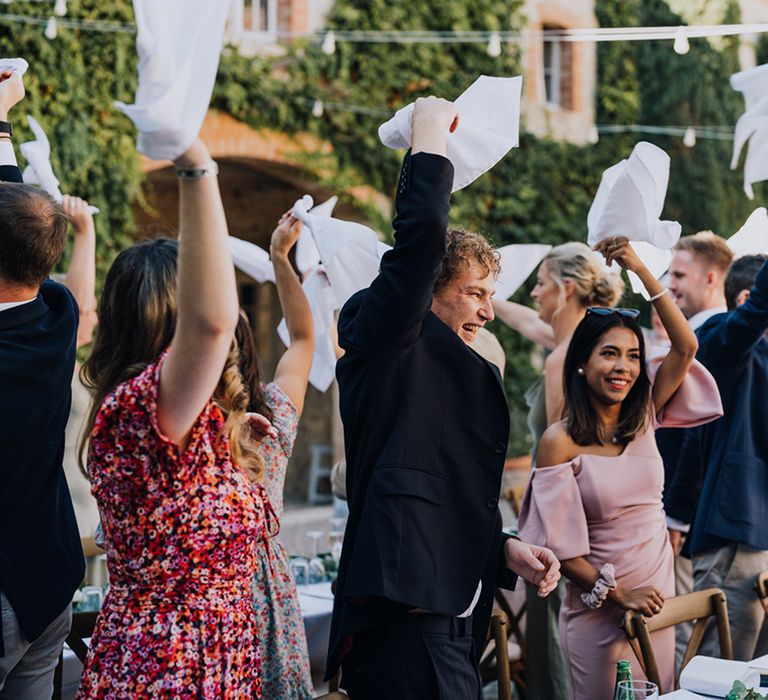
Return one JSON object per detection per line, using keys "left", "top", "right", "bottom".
{"left": 493, "top": 242, "right": 623, "bottom": 700}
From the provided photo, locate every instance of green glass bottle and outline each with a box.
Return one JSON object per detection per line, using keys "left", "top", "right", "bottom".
{"left": 614, "top": 660, "right": 633, "bottom": 700}
{"left": 724, "top": 692, "right": 741, "bottom": 700}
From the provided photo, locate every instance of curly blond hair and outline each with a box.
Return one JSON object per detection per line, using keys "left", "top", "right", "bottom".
{"left": 433, "top": 229, "right": 501, "bottom": 293}
{"left": 216, "top": 342, "right": 265, "bottom": 483}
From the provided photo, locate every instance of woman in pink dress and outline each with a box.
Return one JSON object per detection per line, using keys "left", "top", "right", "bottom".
{"left": 77, "top": 137, "right": 267, "bottom": 698}
{"left": 519, "top": 237, "right": 723, "bottom": 699}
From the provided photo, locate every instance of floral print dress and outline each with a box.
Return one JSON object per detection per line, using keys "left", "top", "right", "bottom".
{"left": 78, "top": 356, "right": 264, "bottom": 699}
{"left": 251, "top": 383, "right": 314, "bottom": 699}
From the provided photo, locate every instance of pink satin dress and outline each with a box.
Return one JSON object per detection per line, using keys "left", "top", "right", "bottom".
{"left": 519, "top": 360, "right": 722, "bottom": 700}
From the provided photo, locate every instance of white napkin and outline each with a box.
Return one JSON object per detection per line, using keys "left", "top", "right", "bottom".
{"left": 626, "top": 242, "right": 673, "bottom": 300}
{"left": 227, "top": 236, "right": 275, "bottom": 283}
{"left": 20, "top": 116, "right": 99, "bottom": 214}
{"left": 277, "top": 268, "right": 338, "bottom": 392}
{"left": 296, "top": 195, "right": 338, "bottom": 275}
{"left": 115, "top": 0, "right": 231, "bottom": 161}
{"left": 731, "top": 64, "right": 768, "bottom": 199}
{"left": 494, "top": 244, "right": 552, "bottom": 300}
{"left": 679, "top": 655, "right": 762, "bottom": 696}
{"left": 0, "top": 58, "right": 28, "bottom": 75}
{"left": 727, "top": 207, "right": 768, "bottom": 258}
{"left": 588, "top": 142, "right": 681, "bottom": 249}
{"left": 378, "top": 75, "right": 523, "bottom": 192}
{"left": 292, "top": 195, "right": 392, "bottom": 309}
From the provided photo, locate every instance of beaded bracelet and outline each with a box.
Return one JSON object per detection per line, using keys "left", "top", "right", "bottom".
{"left": 580, "top": 563, "right": 617, "bottom": 609}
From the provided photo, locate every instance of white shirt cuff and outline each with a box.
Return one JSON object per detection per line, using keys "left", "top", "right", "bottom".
{"left": 665, "top": 516, "right": 690, "bottom": 533}
{"left": 0, "top": 140, "right": 17, "bottom": 167}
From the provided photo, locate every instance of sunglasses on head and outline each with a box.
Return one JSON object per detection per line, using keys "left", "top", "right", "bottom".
{"left": 587, "top": 306, "right": 641, "bottom": 319}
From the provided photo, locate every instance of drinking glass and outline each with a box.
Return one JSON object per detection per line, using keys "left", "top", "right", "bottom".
{"left": 615, "top": 680, "right": 659, "bottom": 699}
{"left": 306, "top": 530, "right": 327, "bottom": 583}
{"left": 290, "top": 557, "right": 309, "bottom": 586}
{"left": 80, "top": 585, "right": 104, "bottom": 612}
{"left": 329, "top": 517, "right": 345, "bottom": 563}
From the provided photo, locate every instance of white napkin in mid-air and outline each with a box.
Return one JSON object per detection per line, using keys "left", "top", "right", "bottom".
{"left": 727, "top": 207, "right": 768, "bottom": 258}
{"left": 731, "top": 64, "right": 768, "bottom": 199}
{"left": 296, "top": 195, "right": 338, "bottom": 275}
{"left": 0, "top": 58, "right": 28, "bottom": 75}
{"left": 587, "top": 141, "right": 680, "bottom": 298}
{"left": 587, "top": 141, "right": 681, "bottom": 249}
{"left": 115, "top": 0, "right": 231, "bottom": 160}
{"left": 277, "top": 268, "right": 338, "bottom": 392}
{"left": 227, "top": 236, "right": 275, "bottom": 283}
{"left": 494, "top": 244, "right": 552, "bottom": 300}
{"left": 292, "top": 195, "right": 391, "bottom": 309}
{"left": 20, "top": 116, "right": 99, "bottom": 213}
{"left": 378, "top": 75, "right": 523, "bottom": 192}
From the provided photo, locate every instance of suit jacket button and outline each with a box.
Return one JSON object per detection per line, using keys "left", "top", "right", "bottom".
{"left": 486, "top": 497, "right": 498, "bottom": 509}
{"left": 494, "top": 442, "right": 505, "bottom": 454}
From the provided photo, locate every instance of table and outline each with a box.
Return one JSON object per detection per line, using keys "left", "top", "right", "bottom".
{"left": 60, "top": 581, "right": 335, "bottom": 700}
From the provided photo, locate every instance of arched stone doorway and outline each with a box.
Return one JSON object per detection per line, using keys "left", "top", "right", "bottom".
{"left": 133, "top": 155, "right": 372, "bottom": 504}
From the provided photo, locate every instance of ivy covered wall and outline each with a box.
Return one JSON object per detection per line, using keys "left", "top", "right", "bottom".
{"left": 0, "top": 0, "right": 757, "bottom": 456}
{"left": 0, "top": 0, "right": 142, "bottom": 277}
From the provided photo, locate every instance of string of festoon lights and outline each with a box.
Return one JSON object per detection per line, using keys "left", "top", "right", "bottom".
{"left": 0, "top": 5, "right": 752, "bottom": 146}
{"left": 297, "top": 96, "right": 734, "bottom": 148}
{"left": 0, "top": 5, "right": 768, "bottom": 53}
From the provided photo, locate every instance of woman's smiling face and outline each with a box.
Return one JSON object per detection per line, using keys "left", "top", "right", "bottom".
{"left": 580, "top": 326, "right": 642, "bottom": 405}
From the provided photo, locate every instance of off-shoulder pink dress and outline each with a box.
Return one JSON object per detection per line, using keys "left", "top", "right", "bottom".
{"left": 519, "top": 361, "right": 722, "bottom": 700}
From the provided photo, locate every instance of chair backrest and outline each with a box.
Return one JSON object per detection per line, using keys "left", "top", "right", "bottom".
{"left": 66, "top": 611, "right": 100, "bottom": 662}
{"left": 503, "top": 485, "right": 526, "bottom": 518}
{"left": 756, "top": 571, "right": 768, "bottom": 614}
{"left": 621, "top": 587, "right": 733, "bottom": 693}
{"left": 480, "top": 610, "right": 514, "bottom": 700}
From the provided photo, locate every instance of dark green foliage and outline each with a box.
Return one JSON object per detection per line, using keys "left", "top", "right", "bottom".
{"left": 635, "top": 0, "right": 754, "bottom": 235}
{"left": 0, "top": 0, "right": 141, "bottom": 277}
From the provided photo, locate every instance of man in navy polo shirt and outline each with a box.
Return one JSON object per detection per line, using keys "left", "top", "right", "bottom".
{"left": 0, "top": 69, "right": 84, "bottom": 697}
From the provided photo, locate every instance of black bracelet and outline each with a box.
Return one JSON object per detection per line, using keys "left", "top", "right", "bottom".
{"left": 175, "top": 160, "right": 219, "bottom": 180}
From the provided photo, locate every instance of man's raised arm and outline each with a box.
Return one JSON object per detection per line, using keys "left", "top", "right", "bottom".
{"left": 339, "top": 97, "right": 458, "bottom": 350}
{"left": 0, "top": 69, "right": 24, "bottom": 183}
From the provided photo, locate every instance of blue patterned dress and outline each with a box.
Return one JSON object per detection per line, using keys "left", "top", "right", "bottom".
{"left": 251, "top": 383, "right": 314, "bottom": 698}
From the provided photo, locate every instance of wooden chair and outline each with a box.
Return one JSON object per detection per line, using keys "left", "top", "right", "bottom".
{"left": 503, "top": 485, "right": 527, "bottom": 518}
{"left": 51, "top": 610, "right": 99, "bottom": 699}
{"left": 621, "top": 587, "right": 733, "bottom": 694}
{"left": 756, "top": 570, "right": 768, "bottom": 615}
{"left": 479, "top": 590, "right": 528, "bottom": 700}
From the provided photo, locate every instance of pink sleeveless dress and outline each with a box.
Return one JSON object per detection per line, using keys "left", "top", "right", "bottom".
{"left": 519, "top": 360, "right": 722, "bottom": 699}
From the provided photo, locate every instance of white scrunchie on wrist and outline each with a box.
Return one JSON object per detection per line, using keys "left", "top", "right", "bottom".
{"left": 580, "top": 563, "right": 617, "bottom": 609}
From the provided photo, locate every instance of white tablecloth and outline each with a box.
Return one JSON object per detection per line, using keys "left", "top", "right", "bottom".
{"left": 61, "top": 582, "right": 335, "bottom": 700}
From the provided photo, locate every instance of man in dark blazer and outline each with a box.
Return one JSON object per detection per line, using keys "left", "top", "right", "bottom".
{"left": 326, "top": 97, "right": 560, "bottom": 698}
{"left": 678, "top": 255, "right": 768, "bottom": 660}
{"left": 0, "top": 69, "right": 84, "bottom": 696}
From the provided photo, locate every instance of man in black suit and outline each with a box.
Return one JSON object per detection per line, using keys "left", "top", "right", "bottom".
{"left": 0, "top": 69, "right": 84, "bottom": 697}
{"left": 326, "top": 97, "right": 560, "bottom": 699}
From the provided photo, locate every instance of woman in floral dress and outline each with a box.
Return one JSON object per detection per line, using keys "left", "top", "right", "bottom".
{"left": 77, "top": 137, "right": 267, "bottom": 698}
{"left": 238, "top": 210, "right": 316, "bottom": 698}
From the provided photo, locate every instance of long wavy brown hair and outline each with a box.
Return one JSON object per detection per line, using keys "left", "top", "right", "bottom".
{"left": 79, "top": 237, "right": 263, "bottom": 481}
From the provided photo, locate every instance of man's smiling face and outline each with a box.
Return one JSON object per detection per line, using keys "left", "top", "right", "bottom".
{"left": 431, "top": 259, "right": 495, "bottom": 344}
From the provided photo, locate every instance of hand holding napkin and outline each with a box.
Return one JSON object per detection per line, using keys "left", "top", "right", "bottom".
{"left": 378, "top": 75, "right": 523, "bottom": 192}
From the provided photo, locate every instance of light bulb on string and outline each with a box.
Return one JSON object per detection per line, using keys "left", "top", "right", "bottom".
{"left": 53, "top": 0, "right": 67, "bottom": 17}
{"left": 486, "top": 31, "right": 502, "bottom": 58}
{"left": 44, "top": 16, "right": 58, "bottom": 40}
{"left": 588, "top": 125, "right": 600, "bottom": 144}
{"left": 683, "top": 127, "right": 696, "bottom": 148}
{"left": 312, "top": 99, "right": 324, "bottom": 118}
{"left": 673, "top": 26, "right": 690, "bottom": 54}
{"left": 321, "top": 31, "right": 336, "bottom": 55}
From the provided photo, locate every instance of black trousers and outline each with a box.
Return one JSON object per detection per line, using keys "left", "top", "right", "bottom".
{"left": 340, "top": 613, "right": 483, "bottom": 700}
